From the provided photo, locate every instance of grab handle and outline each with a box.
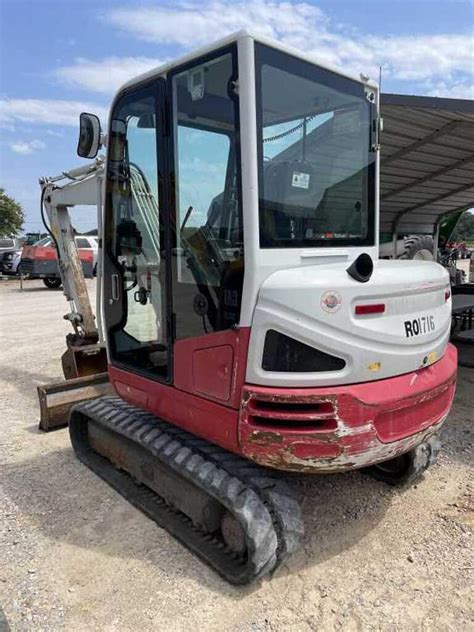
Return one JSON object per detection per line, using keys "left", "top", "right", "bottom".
{"left": 111, "top": 274, "right": 120, "bottom": 301}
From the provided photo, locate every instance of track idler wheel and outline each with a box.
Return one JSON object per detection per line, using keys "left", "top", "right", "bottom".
{"left": 364, "top": 435, "right": 441, "bottom": 486}
{"left": 221, "top": 511, "right": 247, "bottom": 555}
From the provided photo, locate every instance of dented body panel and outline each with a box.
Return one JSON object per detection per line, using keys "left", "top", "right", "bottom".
{"left": 239, "top": 343, "right": 457, "bottom": 472}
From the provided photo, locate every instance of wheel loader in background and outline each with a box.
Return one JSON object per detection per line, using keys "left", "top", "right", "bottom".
{"left": 38, "top": 31, "right": 457, "bottom": 584}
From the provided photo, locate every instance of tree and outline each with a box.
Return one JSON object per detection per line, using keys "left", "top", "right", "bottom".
{"left": 0, "top": 188, "right": 24, "bottom": 237}
{"left": 451, "top": 210, "right": 474, "bottom": 242}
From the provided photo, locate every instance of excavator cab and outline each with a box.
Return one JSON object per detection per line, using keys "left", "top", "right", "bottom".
{"left": 102, "top": 46, "right": 244, "bottom": 381}
{"left": 100, "top": 37, "right": 378, "bottom": 387}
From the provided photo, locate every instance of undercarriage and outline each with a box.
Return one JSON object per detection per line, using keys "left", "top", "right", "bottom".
{"left": 69, "top": 396, "right": 304, "bottom": 584}
{"left": 69, "top": 391, "right": 451, "bottom": 583}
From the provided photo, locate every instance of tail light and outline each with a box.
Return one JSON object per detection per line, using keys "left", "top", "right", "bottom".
{"left": 355, "top": 303, "right": 385, "bottom": 315}
{"left": 445, "top": 288, "right": 451, "bottom": 301}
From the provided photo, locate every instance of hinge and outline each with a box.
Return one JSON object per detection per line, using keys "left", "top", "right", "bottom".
{"left": 169, "top": 312, "right": 177, "bottom": 340}
{"left": 161, "top": 98, "right": 171, "bottom": 137}
{"left": 230, "top": 78, "right": 239, "bottom": 96}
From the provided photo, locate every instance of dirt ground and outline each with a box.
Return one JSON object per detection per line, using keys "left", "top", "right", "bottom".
{"left": 0, "top": 278, "right": 472, "bottom": 631}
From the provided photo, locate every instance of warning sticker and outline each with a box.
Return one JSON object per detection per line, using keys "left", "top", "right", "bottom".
{"left": 292, "top": 171, "right": 310, "bottom": 189}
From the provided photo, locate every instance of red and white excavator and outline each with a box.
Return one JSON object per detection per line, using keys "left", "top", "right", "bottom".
{"left": 38, "top": 31, "right": 457, "bottom": 584}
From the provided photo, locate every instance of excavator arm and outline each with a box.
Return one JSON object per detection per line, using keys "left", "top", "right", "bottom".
{"left": 39, "top": 158, "right": 104, "bottom": 341}
{"left": 37, "top": 157, "right": 112, "bottom": 430}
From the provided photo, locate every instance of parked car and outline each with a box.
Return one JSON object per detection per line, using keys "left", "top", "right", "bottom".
{"left": 0, "top": 247, "right": 22, "bottom": 275}
{"left": 20, "top": 235, "right": 97, "bottom": 288}
{"left": 0, "top": 238, "right": 21, "bottom": 276}
{"left": 0, "top": 237, "right": 20, "bottom": 254}
{"left": 74, "top": 235, "right": 99, "bottom": 271}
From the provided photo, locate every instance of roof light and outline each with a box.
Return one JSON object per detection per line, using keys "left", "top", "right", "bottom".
{"left": 355, "top": 303, "right": 386, "bottom": 315}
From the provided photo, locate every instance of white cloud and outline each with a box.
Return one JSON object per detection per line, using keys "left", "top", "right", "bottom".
{"left": 106, "top": 2, "right": 328, "bottom": 48}
{"left": 9, "top": 139, "right": 45, "bottom": 155}
{"left": 0, "top": 98, "right": 108, "bottom": 127}
{"left": 370, "top": 34, "right": 474, "bottom": 81}
{"left": 423, "top": 80, "right": 474, "bottom": 100}
{"left": 105, "top": 1, "right": 473, "bottom": 91}
{"left": 45, "top": 128, "right": 65, "bottom": 138}
{"left": 54, "top": 56, "right": 164, "bottom": 94}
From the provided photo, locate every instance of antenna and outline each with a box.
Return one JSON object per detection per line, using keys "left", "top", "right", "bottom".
{"left": 379, "top": 65, "right": 383, "bottom": 93}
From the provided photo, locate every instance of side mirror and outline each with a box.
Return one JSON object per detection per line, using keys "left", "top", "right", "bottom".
{"left": 77, "top": 112, "right": 101, "bottom": 159}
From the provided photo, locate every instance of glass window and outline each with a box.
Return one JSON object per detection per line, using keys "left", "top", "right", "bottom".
{"left": 75, "top": 237, "right": 90, "bottom": 248}
{"left": 34, "top": 237, "right": 51, "bottom": 247}
{"left": 256, "top": 44, "right": 375, "bottom": 248}
{"left": 105, "top": 87, "right": 168, "bottom": 378}
{"left": 171, "top": 49, "right": 243, "bottom": 339}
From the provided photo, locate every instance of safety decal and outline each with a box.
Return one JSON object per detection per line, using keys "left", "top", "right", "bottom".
{"left": 292, "top": 171, "right": 310, "bottom": 189}
{"left": 368, "top": 361, "right": 381, "bottom": 372}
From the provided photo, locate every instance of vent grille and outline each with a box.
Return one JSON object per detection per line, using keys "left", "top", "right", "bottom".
{"left": 246, "top": 393, "right": 338, "bottom": 433}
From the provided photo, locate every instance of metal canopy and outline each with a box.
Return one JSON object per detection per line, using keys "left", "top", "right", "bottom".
{"left": 380, "top": 93, "right": 474, "bottom": 235}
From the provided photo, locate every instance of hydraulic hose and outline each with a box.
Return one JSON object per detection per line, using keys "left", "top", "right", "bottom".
{"left": 40, "top": 186, "right": 61, "bottom": 261}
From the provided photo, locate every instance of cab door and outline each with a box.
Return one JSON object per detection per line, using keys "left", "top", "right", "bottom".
{"left": 167, "top": 46, "right": 246, "bottom": 405}
{"left": 103, "top": 79, "right": 171, "bottom": 381}
{"left": 169, "top": 46, "right": 244, "bottom": 342}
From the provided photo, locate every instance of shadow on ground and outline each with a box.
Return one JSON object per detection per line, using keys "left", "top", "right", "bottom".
{"left": 4, "top": 369, "right": 472, "bottom": 594}
{"left": 2, "top": 365, "right": 64, "bottom": 402}
{"left": 2, "top": 443, "right": 396, "bottom": 597}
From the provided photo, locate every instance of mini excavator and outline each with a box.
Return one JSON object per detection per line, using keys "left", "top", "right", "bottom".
{"left": 38, "top": 32, "right": 457, "bottom": 584}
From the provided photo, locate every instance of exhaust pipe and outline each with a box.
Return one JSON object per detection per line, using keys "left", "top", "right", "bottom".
{"left": 346, "top": 253, "right": 373, "bottom": 283}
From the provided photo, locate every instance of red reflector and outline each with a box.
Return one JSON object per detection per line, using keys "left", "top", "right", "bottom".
{"left": 445, "top": 289, "right": 451, "bottom": 301}
{"left": 355, "top": 303, "right": 386, "bottom": 315}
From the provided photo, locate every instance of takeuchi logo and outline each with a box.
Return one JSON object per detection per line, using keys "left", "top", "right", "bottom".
{"left": 321, "top": 290, "right": 342, "bottom": 313}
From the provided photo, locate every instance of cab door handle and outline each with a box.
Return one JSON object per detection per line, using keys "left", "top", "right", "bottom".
{"left": 111, "top": 274, "right": 120, "bottom": 301}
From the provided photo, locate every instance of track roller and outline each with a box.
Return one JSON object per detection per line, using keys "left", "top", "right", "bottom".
{"left": 363, "top": 435, "right": 441, "bottom": 486}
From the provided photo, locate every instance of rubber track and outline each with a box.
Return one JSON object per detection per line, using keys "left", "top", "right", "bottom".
{"left": 69, "top": 396, "right": 304, "bottom": 585}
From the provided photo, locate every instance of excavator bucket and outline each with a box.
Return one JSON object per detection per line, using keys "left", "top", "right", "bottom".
{"left": 38, "top": 345, "right": 109, "bottom": 431}
{"left": 61, "top": 343, "right": 108, "bottom": 379}
{"left": 37, "top": 372, "right": 112, "bottom": 431}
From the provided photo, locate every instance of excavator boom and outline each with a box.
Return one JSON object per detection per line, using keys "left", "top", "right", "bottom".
{"left": 37, "top": 158, "right": 111, "bottom": 429}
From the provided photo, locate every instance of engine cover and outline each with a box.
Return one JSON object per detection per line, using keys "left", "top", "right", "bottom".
{"left": 246, "top": 259, "right": 451, "bottom": 387}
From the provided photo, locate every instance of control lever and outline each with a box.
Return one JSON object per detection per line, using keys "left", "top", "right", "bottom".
{"left": 134, "top": 286, "right": 149, "bottom": 305}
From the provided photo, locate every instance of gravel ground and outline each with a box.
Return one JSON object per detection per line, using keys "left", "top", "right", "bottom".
{"left": 0, "top": 278, "right": 472, "bottom": 631}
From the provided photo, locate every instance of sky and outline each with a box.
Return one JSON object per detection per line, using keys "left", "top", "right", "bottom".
{"left": 0, "top": 0, "right": 473, "bottom": 233}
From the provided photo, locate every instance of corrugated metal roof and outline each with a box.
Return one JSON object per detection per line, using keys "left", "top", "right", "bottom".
{"left": 380, "top": 93, "right": 474, "bottom": 235}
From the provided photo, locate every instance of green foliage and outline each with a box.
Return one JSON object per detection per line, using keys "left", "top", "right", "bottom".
{"left": 451, "top": 210, "right": 474, "bottom": 242}
{"left": 0, "top": 188, "right": 24, "bottom": 237}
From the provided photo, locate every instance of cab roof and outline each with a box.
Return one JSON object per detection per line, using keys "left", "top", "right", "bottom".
{"left": 118, "top": 30, "right": 377, "bottom": 95}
